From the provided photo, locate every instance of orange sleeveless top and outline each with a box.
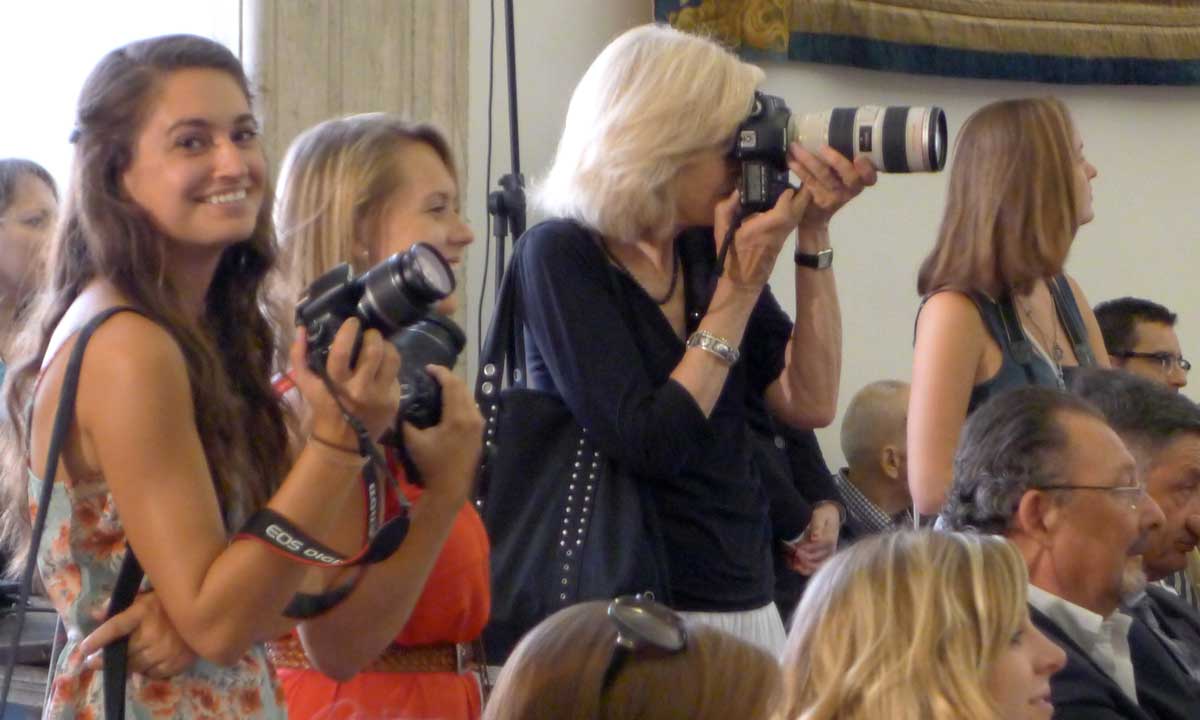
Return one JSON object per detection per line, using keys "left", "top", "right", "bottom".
{"left": 277, "top": 455, "right": 491, "bottom": 720}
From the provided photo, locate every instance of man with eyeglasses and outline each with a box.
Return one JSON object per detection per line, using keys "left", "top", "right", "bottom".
{"left": 1071, "top": 369, "right": 1200, "bottom": 684}
{"left": 1095, "top": 297, "right": 1189, "bottom": 392}
{"left": 941, "top": 386, "right": 1200, "bottom": 719}
{"left": 1095, "top": 297, "right": 1200, "bottom": 612}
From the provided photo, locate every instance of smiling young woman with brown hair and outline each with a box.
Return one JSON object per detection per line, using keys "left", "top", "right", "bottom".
{"left": 0, "top": 35, "right": 401, "bottom": 718}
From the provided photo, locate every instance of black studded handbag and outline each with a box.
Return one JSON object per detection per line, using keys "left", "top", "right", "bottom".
{"left": 474, "top": 247, "right": 670, "bottom": 665}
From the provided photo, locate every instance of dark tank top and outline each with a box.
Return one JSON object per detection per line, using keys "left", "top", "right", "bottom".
{"left": 921, "top": 275, "right": 1097, "bottom": 414}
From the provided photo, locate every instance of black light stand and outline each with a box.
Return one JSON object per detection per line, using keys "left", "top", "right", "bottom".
{"left": 486, "top": 0, "right": 526, "bottom": 301}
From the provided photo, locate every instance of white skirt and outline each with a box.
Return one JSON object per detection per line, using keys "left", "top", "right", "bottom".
{"left": 678, "top": 603, "right": 787, "bottom": 658}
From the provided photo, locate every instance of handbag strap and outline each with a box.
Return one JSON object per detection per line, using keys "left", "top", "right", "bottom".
{"left": 476, "top": 256, "right": 525, "bottom": 402}
{"left": 0, "top": 306, "right": 142, "bottom": 719}
{"left": 105, "top": 551, "right": 143, "bottom": 720}
{"left": 474, "top": 254, "right": 522, "bottom": 505}
{"left": 473, "top": 223, "right": 638, "bottom": 505}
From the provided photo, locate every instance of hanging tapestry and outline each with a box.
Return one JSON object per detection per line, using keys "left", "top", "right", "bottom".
{"left": 654, "top": 0, "right": 1200, "bottom": 85}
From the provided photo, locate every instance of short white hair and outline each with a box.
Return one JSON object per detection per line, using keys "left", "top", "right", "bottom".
{"left": 534, "top": 24, "right": 763, "bottom": 242}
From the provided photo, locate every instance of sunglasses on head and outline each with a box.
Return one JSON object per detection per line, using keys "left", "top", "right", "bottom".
{"left": 599, "top": 594, "right": 688, "bottom": 694}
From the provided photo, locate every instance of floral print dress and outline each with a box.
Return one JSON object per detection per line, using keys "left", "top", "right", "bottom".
{"left": 30, "top": 466, "right": 287, "bottom": 719}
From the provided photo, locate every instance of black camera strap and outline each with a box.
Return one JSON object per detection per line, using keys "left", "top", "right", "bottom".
{"left": 713, "top": 205, "right": 745, "bottom": 281}
{"left": 234, "top": 369, "right": 414, "bottom": 618}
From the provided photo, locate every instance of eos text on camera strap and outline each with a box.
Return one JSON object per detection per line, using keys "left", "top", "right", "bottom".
{"left": 233, "top": 467, "right": 413, "bottom": 572}
{"left": 257, "top": 370, "right": 413, "bottom": 618}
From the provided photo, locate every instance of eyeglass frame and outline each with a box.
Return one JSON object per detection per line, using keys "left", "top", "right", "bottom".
{"left": 1110, "top": 350, "right": 1192, "bottom": 373}
{"left": 1037, "top": 481, "right": 1149, "bottom": 511}
{"left": 599, "top": 594, "right": 688, "bottom": 695}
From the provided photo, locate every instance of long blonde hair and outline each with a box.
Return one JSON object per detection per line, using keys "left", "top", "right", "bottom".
{"left": 274, "top": 113, "right": 455, "bottom": 334}
{"left": 535, "top": 24, "right": 762, "bottom": 243}
{"left": 485, "top": 600, "right": 782, "bottom": 720}
{"left": 917, "top": 97, "right": 1080, "bottom": 298}
{"left": 782, "top": 531, "right": 1028, "bottom": 720}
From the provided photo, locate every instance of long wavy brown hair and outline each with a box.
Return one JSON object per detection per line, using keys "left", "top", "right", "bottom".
{"left": 0, "top": 34, "right": 289, "bottom": 574}
{"left": 917, "top": 97, "right": 1081, "bottom": 298}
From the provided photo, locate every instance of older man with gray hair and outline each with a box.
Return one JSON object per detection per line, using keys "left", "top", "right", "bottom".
{"left": 940, "top": 386, "right": 1199, "bottom": 719}
{"left": 1070, "top": 368, "right": 1200, "bottom": 682}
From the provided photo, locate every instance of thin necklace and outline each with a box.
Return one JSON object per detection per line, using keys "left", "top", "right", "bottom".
{"left": 601, "top": 241, "right": 680, "bottom": 305}
{"left": 1017, "top": 289, "right": 1064, "bottom": 364}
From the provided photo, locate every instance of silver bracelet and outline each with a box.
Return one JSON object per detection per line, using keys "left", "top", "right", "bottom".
{"left": 686, "top": 330, "right": 739, "bottom": 366}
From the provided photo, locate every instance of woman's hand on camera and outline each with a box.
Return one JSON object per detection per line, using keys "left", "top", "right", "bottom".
{"left": 400, "top": 366, "right": 483, "bottom": 509}
{"left": 80, "top": 591, "right": 196, "bottom": 679}
{"left": 788, "top": 143, "right": 877, "bottom": 231}
{"left": 713, "top": 185, "right": 813, "bottom": 291}
{"left": 291, "top": 319, "right": 403, "bottom": 444}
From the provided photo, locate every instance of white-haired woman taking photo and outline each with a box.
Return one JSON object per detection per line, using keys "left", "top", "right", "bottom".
{"left": 512, "top": 23, "right": 875, "bottom": 653}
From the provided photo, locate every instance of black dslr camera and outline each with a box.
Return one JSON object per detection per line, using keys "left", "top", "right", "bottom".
{"left": 295, "top": 243, "right": 465, "bottom": 430}
{"left": 732, "top": 92, "right": 796, "bottom": 214}
{"left": 732, "top": 91, "right": 948, "bottom": 213}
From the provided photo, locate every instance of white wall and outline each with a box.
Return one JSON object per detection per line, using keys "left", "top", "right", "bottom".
{"left": 0, "top": 1, "right": 240, "bottom": 189}
{"left": 465, "top": 0, "right": 648, "bottom": 375}
{"left": 758, "top": 64, "right": 1200, "bottom": 468}
{"left": 465, "top": 4, "right": 1200, "bottom": 469}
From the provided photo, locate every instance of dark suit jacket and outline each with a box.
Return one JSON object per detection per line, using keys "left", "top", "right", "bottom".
{"left": 1031, "top": 606, "right": 1155, "bottom": 720}
{"left": 1144, "top": 584, "right": 1200, "bottom": 674}
{"left": 746, "top": 401, "right": 838, "bottom": 623}
{"left": 1032, "top": 604, "right": 1200, "bottom": 720}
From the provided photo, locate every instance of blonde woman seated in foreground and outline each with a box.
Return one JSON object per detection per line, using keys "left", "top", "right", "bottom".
{"left": 483, "top": 596, "right": 782, "bottom": 720}
{"left": 783, "top": 531, "right": 1066, "bottom": 720}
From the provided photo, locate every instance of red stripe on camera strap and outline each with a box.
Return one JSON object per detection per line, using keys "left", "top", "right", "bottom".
{"left": 243, "top": 373, "right": 413, "bottom": 616}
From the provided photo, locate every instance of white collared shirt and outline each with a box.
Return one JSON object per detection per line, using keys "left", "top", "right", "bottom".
{"left": 1028, "top": 584, "right": 1137, "bottom": 702}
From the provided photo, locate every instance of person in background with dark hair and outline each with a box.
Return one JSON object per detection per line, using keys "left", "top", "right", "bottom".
{"left": 0, "top": 35, "right": 401, "bottom": 717}
{"left": 1071, "top": 368, "right": 1200, "bottom": 666}
{"left": 908, "top": 98, "right": 1108, "bottom": 517}
{"left": 941, "top": 386, "right": 1200, "bottom": 720}
{"left": 752, "top": 401, "right": 842, "bottom": 623}
{"left": 0, "top": 158, "right": 57, "bottom": 374}
{"left": 1093, "top": 298, "right": 1199, "bottom": 610}
{"left": 1094, "top": 297, "right": 1189, "bottom": 392}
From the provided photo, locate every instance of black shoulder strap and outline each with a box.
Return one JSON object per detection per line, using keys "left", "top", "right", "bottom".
{"left": 0, "top": 306, "right": 144, "bottom": 719}
{"left": 914, "top": 290, "right": 1039, "bottom": 385}
{"left": 1048, "top": 274, "right": 1096, "bottom": 367}
{"left": 104, "top": 551, "right": 142, "bottom": 719}
{"left": 993, "top": 294, "right": 1041, "bottom": 385}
